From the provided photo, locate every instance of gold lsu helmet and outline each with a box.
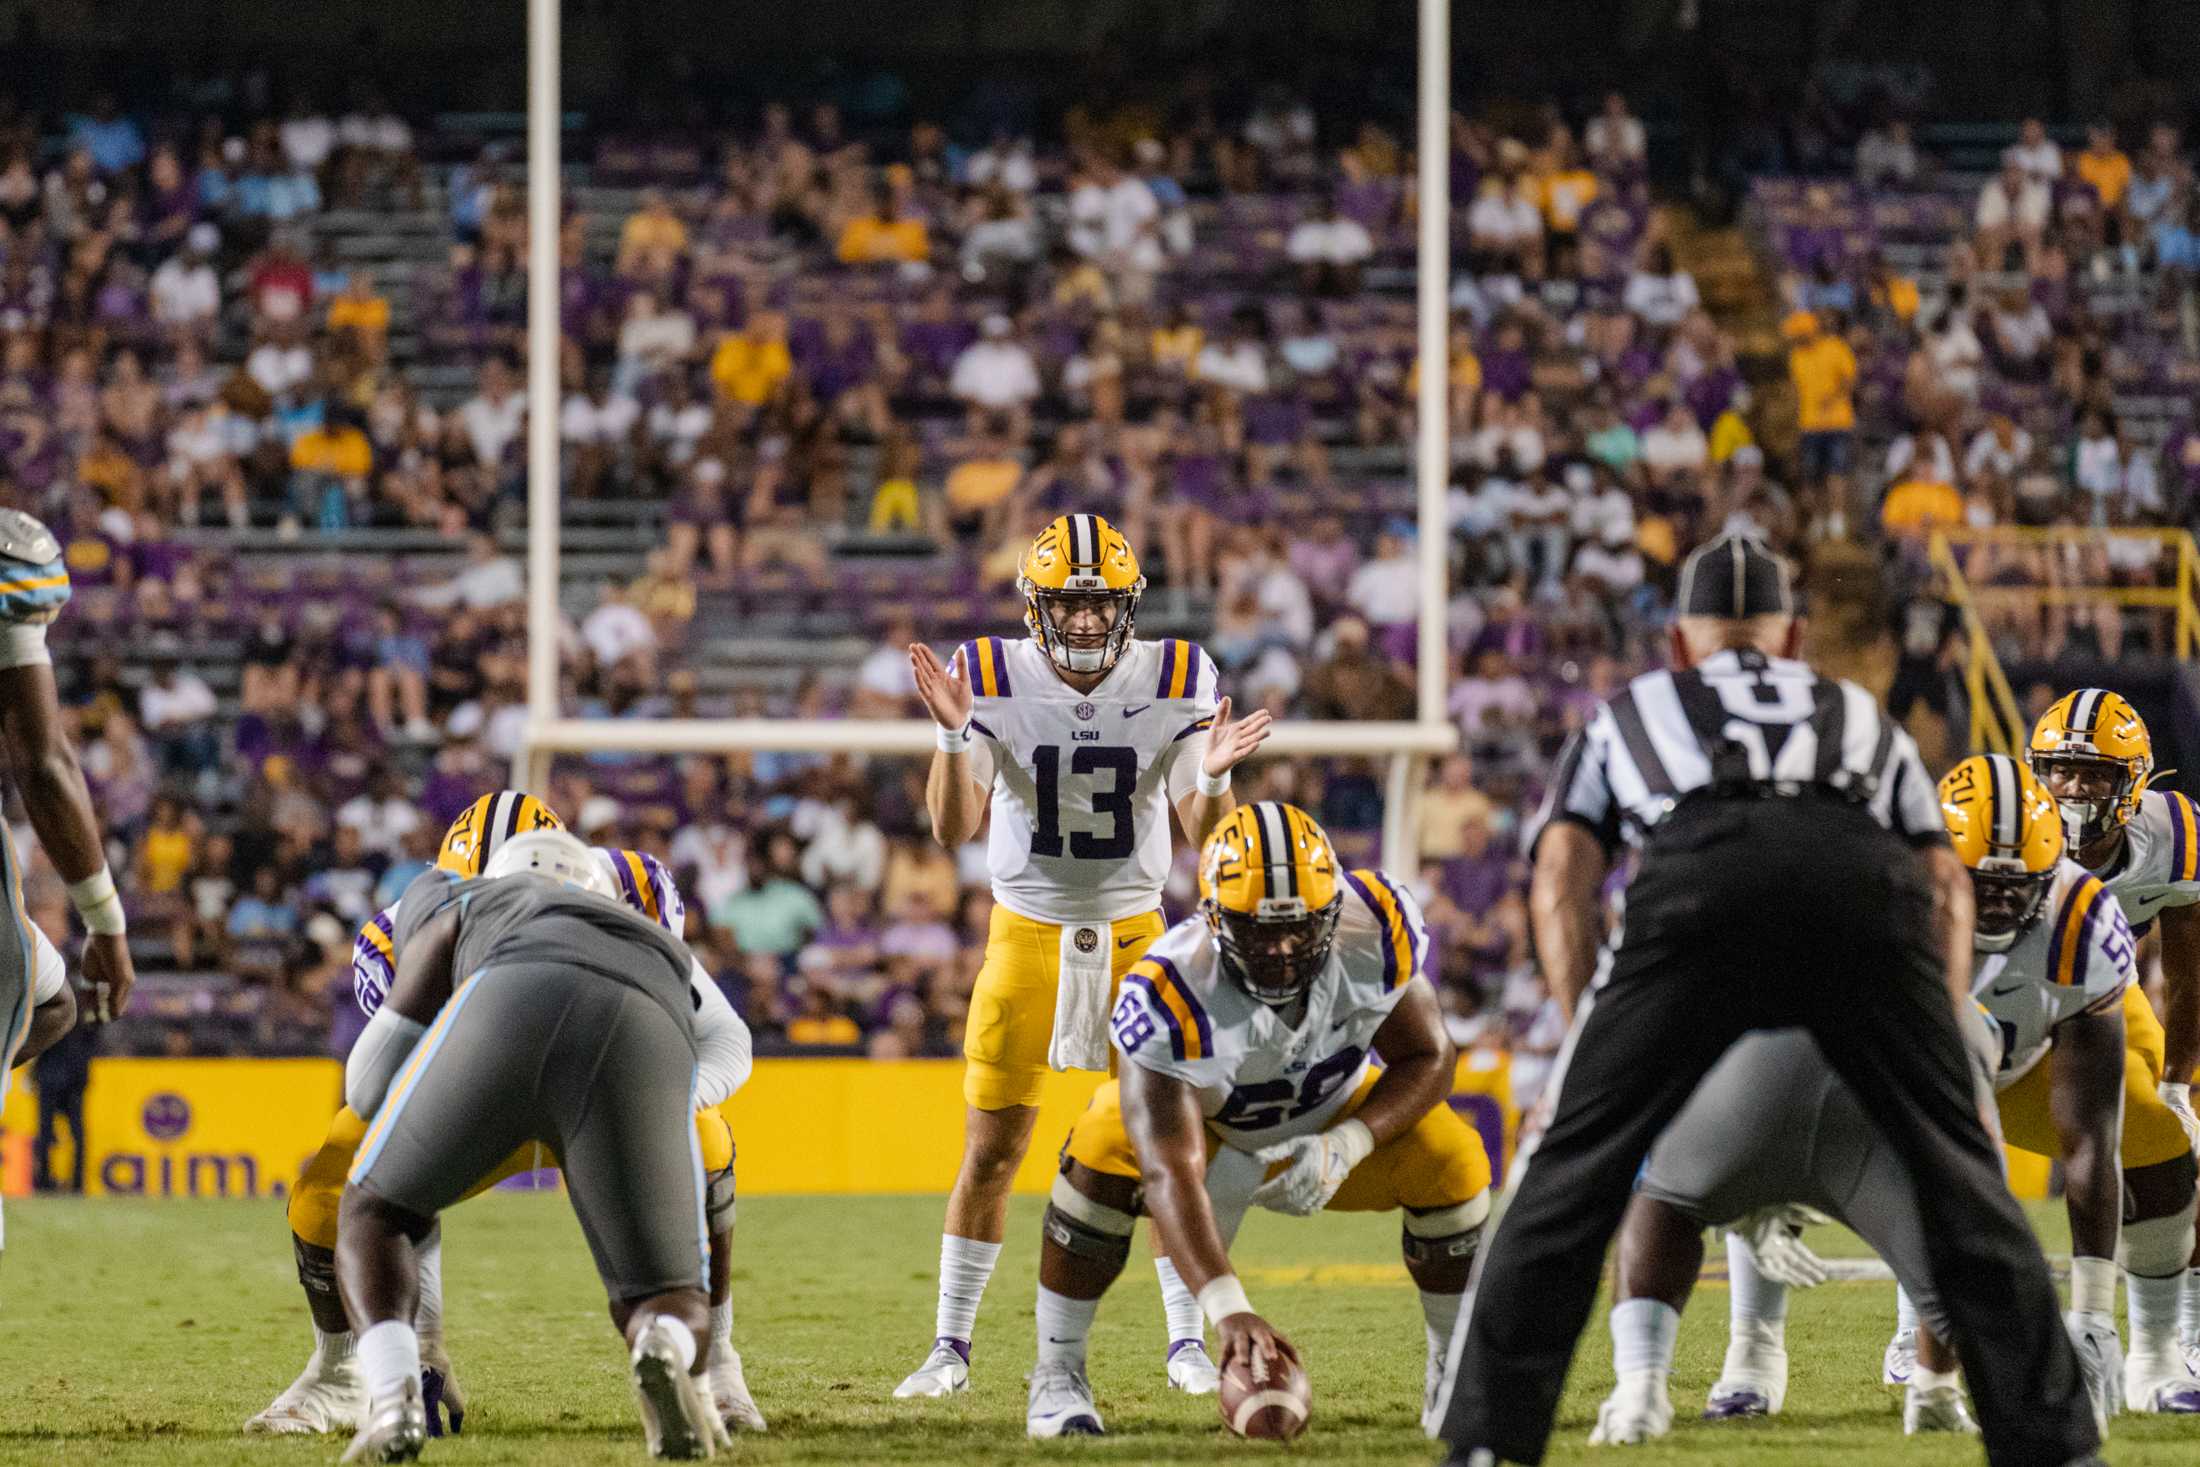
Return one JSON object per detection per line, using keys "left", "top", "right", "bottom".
{"left": 1940, "top": 753, "right": 2061, "bottom": 950}
{"left": 1198, "top": 801, "right": 1342, "bottom": 1006}
{"left": 2028, "top": 688, "right": 2154, "bottom": 851}
{"left": 437, "top": 790, "right": 566, "bottom": 877}
{"left": 1017, "top": 513, "right": 1146, "bottom": 675}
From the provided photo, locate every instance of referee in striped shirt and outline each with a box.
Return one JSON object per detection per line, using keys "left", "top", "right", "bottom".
{"left": 1437, "top": 533, "right": 2099, "bottom": 1467}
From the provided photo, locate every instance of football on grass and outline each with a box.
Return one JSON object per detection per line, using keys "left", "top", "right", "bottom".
{"left": 1219, "top": 1350, "right": 1311, "bottom": 1440}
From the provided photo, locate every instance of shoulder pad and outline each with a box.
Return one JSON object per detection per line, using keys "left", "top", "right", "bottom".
{"left": 0, "top": 509, "right": 60, "bottom": 567}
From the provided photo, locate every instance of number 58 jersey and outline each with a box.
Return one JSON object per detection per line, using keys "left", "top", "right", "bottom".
{"left": 1974, "top": 857, "right": 2136, "bottom": 1087}
{"left": 961, "top": 634, "right": 1219, "bottom": 925}
{"left": 1106, "top": 867, "right": 1428, "bottom": 1148}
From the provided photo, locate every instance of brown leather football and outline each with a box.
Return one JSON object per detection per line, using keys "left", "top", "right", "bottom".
{"left": 1219, "top": 1350, "right": 1311, "bottom": 1440}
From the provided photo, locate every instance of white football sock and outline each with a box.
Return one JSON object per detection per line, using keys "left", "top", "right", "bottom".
{"left": 637, "top": 1313, "right": 699, "bottom": 1373}
{"left": 2130, "top": 1270, "right": 2184, "bottom": 1358}
{"left": 413, "top": 1227, "right": 445, "bottom": 1344}
{"left": 1155, "top": 1258, "right": 1204, "bottom": 1346}
{"left": 1896, "top": 1285, "right": 1920, "bottom": 1336}
{"left": 356, "top": 1320, "right": 421, "bottom": 1402}
{"left": 936, "top": 1236, "right": 1001, "bottom": 1346}
{"left": 1420, "top": 1289, "right": 1464, "bottom": 1368}
{"left": 708, "top": 1300, "right": 735, "bottom": 1365}
{"left": 313, "top": 1325, "right": 356, "bottom": 1363}
{"left": 1036, "top": 1286, "right": 1099, "bottom": 1371}
{"left": 2182, "top": 1268, "right": 2200, "bottom": 1345}
{"left": 1610, "top": 1298, "right": 1680, "bottom": 1377}
{"left": 1726, "top": 1233, "right": 1789, "bottom": 1328}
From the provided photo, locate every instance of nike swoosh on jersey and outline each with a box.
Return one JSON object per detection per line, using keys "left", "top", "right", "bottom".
{"left": 1122, "top": 704, "right": 1152, "bottom": 717}
{"left": 1117, "top": 935, "right": 1142, "bottom": 948}
{"left": 1989, "top": 982, "right": 2027, "bottom": 996}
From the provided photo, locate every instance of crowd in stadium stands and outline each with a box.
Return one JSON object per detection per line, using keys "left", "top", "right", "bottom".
{"left": 0, "top": 81, "right": 2193, "bottom": 1081}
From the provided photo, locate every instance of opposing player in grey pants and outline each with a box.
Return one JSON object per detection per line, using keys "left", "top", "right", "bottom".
{"left": 1588, "top": 1023, "right": 1993, "bottom": 1446}
{"left": 336, "top": 831, "right": 724, "bottom": 1464}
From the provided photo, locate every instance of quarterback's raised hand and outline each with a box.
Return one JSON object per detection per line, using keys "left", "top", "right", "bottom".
{"left": 908, "top": 642, "right": 974, "bottom": 732}
{"left": 1203, "top": 696, "right": 1274, "bottom": 779}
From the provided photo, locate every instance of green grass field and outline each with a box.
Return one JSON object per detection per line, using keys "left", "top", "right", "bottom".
{"left": 0, "top": 1193, "right": 2192, "bottom": 1465}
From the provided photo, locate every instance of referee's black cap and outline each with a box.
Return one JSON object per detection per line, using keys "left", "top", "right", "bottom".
{"left": 1676, "top": 532, "right": 1795, "bottom": 620}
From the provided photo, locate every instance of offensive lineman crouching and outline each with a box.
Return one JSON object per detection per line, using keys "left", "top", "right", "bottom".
{"left": 339, "top": 831, "right": 726, "bottom": 1463}
{"left": 1022, "top": 802, "right": 1491, "bottom": 1436}
{"left": 250, "top": 792, "right": 760, "bottom": 1439}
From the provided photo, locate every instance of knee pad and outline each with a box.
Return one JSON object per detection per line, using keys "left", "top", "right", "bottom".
{"left": 2120, "top": 1196, "right": 2198, "bottom": 1279}
{"left": 1043, "top": 1175, "right": 1135, "bottom": 1267}
{"left": 1402, "top": 1193, "right": 1490, "bottom": 1267}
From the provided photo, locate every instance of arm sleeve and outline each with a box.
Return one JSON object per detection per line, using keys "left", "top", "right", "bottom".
{"left": 1111, "top": 956, "right": 1229, "bottom": 1090}
{"left": 351, "top": 908, "right": 398, "bottom": 1018}
{"left": 1336, "top": 868, "right": 1434, "bottom": 1017}
{"left": 344, "top": 1006, "right": 428, "bottom": 1118}
{"left": 2076, "top": 887, "right": 2139, "bottom": 1017}
{"left": 1162, "top": 647, "right": 1224, "bottom": 803}
{"left": 1522, "top": 718, "right": 1621, "bottom": 857}
{"left": 30, "top": 920, "right": 64, "bottom": 1004}
{"left": 688, "top": 956, "right": 754, "bottom": 1107}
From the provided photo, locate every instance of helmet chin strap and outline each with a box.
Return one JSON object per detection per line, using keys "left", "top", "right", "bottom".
{"left": 1974, "top": 926, "right": 2019, "bottom": 953}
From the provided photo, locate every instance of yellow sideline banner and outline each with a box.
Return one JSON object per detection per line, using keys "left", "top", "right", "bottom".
{"left": 0, "top": 1055, "right": 2045, "bottom": 1200}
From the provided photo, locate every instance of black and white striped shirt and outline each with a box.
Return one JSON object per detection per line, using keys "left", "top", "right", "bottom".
{"left": 1528, "top": 649, "right": 1947, "bottom": 855}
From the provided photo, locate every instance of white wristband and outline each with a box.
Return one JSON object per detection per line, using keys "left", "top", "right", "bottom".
{"left": 67, "top": 867, "right": 126, "bottom": 936}
{"left": 2070, "top": 1255, "right": 2117, "bottom": 1316}
{"left": 2162, "top": 1081, "right": 2192, "bottom": 1109}
{"left": 936, "top": 721, "right": 973, "bottom": 753}
{"left": 1196, "top": 767, "right": 1232, "bottom": 798}
{"left": 1197, "top": 1274, "right": 1255, "bottom": 1327}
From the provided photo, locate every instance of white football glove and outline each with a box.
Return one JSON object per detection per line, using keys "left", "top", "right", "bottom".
{"left": 2063, "top": 1309, "right": 2123, "bottom": 1433}
{"left": 1252, "top": 1119, "right": 1375, "bottom": 1217}
{"left": 2160, "top": 1081, "right": 2200, "bottom": 1156}
{"left": 1726, "top": 1206, "right": 1832, "bottom": 1289}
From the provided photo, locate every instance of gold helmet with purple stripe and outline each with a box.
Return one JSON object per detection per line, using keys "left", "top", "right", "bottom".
{"left": 438, "top": 791, "right": 565, "bottom": 877}
{"left": 1939, "top": 753, "right": 2059, "bottom": 951}
{"left": 2028, "top": 688, "right": 2154, "bottom": 851}
{"left": 1017, "top": 513, "right": 1145, "bottom": 675}
{"left": 1198, "top": 801, "right": 1341, "bottom": 1006}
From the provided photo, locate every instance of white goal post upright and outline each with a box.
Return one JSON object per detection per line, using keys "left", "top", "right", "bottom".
{"left": 516, "top": 0, "right": 1459, "bottom": 873}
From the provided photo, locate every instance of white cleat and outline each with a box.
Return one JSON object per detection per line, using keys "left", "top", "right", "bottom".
{"left": 1704, "top": 1322, "right": 1787, "bottom": 1419}
{"left": 892, "top": 1340, "right": 971, "bottom": 1398}
{"left": 1905, "top": 1382, "right": 1978, "bottom": 1434}
{"left": 707, "top": 1347, "right": 768, "bottom": 1432}
{"left": 2125, "top": 1352, "right": 2200, "bottom": 1413}
{"left": 339, "top": 1377, "right": 427, "bottom": 1464}
{"left": 631, "top": 1318, "right": 723, "bottom": 1460}
{"left": 1166, "top": 1340, "right": 1220, "bottom": 1395}
{"left": 1881, "top": 1327, "right": 1918, "bottom": 1386}
{"left": 1026, "top": 1362, "right": 1105, "bottom": 1438}
{"left": 246, "top": 1349, "right": 369, "bottom": 1436}
{"left": 1588, "top": 1369, "right": 1673, "bottom": 1446}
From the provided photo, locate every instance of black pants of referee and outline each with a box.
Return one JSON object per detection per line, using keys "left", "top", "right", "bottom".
{"left": 1438, "top": 795, "right": 2097, "bottom": 1467}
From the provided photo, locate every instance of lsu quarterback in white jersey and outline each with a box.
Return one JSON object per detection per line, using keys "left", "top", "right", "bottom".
{"left": 247, "top": 792, "right": 762, "bottom": 1441}
{"left": 2031, "top": 689, "right": 2200, "bottom": 1373}
{"left": 1020, "top": 802, "right": 1492, "bottom": 1437}
{"left": 895, "top": 513, "right": 1272, "bottom": 1401}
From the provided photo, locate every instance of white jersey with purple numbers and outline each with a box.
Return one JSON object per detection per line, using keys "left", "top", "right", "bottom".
{"left": 1973, "top": 857, "right": 2135, "bottom": 1088}
{"left": 960, "top": 633, "right": 1219, "bottom": 925}
{"left": 1106, "top": 867, "right": 1427, "bottom": 1148}
{"left": 352, "top": 846, "right": 685, "bottom": 1017}
{"left": 2095, "top": 788, "right": 2200, "bottom": 934}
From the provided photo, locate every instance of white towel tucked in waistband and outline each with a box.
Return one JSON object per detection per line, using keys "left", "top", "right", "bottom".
{"left": 1048, "top": 919, "right": 1115, "bottom": 1073}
